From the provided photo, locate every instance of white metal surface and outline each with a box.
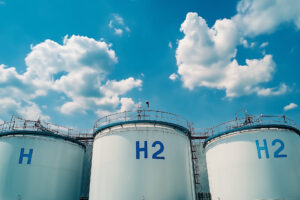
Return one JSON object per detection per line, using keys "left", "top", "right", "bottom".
{"left": 0, "top": 133, "right": 85, "bottom": 200}
{"left": 89, "top": 122, "right": 196, "bottom": 200}
{"left": 205, "top": 127, "right": 300, "bottom": 200}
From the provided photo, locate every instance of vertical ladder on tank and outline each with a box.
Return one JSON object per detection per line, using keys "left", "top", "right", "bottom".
{"left": 191, "top": 144, "right": 200, "bottom": 185}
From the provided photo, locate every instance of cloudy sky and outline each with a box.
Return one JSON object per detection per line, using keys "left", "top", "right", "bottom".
{"left": 0, "top": 0, "right": 299, "bottom": 130}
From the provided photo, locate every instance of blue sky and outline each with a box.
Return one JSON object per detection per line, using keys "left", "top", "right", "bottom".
{"left": 0, "top": 0, "right": 299, "bottom": 130}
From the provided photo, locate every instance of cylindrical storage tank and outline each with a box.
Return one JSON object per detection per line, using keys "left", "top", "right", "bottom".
{"left": 0, "top": 130, "right": 85, "bottom": 200}
{"left": 89, "top": 113, "right": 196, "bottom": 200}
{"left": 204, "top": 124, "right": 300, "bottom": 200}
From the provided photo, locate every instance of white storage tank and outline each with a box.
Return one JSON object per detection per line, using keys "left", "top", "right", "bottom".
{"left": 0, "top": 119, "right": 85, "bottom": 200}
{"left": 89, "top": 110, "right": 196, "bottom": 200}
{"left": 204, "top": 116, "right": 300, "bottom": 200}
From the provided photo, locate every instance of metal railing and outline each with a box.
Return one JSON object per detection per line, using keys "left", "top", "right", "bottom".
{"left": 3, "top": 113, "right": 296, "bottom": 142}
{"left": 0, "top": 116, "right": 92, "bottom": 140}
{"left": 192, "top": 114, "right": 298, "bottom": 139}
{"left": 93, "top": 109, "right": 192, "bottom": 132}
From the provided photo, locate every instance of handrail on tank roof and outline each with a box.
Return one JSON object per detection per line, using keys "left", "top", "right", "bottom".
{"left": 93, "top": 109, "right": 192, "bottom": 133}
{"left": 192, "top": 114, "right": 298, "bottom": 139}
{"left": 0, "top": 115, "right": 92, "bottom": 140}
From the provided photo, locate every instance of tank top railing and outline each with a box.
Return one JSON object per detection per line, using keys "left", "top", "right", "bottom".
{"left": 0, "top": 116, "right": 92, "bottom": 140}
{"left": 2, "top": 114, "right": 296, "bottom": 141}
{"left": 93, "top": 110, "right": 192, "bottom": 132}
{"left": 192, "top": 114, "right": 297, "bottom": 139}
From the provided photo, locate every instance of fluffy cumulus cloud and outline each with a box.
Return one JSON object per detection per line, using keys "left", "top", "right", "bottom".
{"left": 109, "top": 14, "right": 130, "bottom": 36}
{"left": 176, "top": 13, "right": 276, "bottom": 97}
{"left": 0, "top": 35, "right": 142, "bottom": 121}
{"left": 18, "top": 102, "right": 50, "bottom": 121}
{"left": 284, "top": 103, "right": 298, "bottom": 111}
{"left": 233, "top": 0, "right": 300, "bottom": 36}
{"left": 0, "top": 98, "right": 49, "bottom": 121}
{"left": 174, "top": 0, "right": 300, "bottom": 98}
{"left": 119, "top": 98, "right": 140, "bottom": 112}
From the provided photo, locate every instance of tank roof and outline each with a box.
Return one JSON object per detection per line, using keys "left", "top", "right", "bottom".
{"left": 93, "top": 110, "right": 192, "bottom": 136}
{"left": 203, "top": 123, "right": 300, "bottom": 148}
{"left": 192, "top": 114, "right": 298, "bottom": 140}
{"left": 94, "top": 119, "right": 191, "bottom": 137}
{"left": 0, "top": 130, "right": 85, "bottom": 148}
{"left": 0, "top": 116, "right": 87, "bottom": 148}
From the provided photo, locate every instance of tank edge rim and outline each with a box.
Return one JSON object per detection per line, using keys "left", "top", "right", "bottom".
{"left": 0, "top": 130, "right": 86, "bottom": 149}
{"left": 203, "top": 124, "right": 300, "bottom": 148}
{"left": 93, "top": 120, "right": 191, "bottom": 137}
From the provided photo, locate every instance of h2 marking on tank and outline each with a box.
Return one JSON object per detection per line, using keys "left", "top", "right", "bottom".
{"left": 19, "top": 148, "right": 33, "bottom": 164}
{"left": 255, "top": 139, "right": 287, "bottom": 159}
{"left": 136, "top": 141, "right": 165, "bottom": 160}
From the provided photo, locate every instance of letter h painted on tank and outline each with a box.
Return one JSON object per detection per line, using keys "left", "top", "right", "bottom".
{"left": 136, "top": 141, "right": 148, "bottom": 159}
{"left": 255, "top": 139, "right": 269, "bottom": 159}
{"left": 19, "top": 148, "right": 33, "bottom": 164}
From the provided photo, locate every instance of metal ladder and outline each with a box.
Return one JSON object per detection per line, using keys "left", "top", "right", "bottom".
{"left": 192, "top": 144, "right": 212, "bottom": 200}
{"left": 191, "top": 145, "right": 200, "bottom": 185}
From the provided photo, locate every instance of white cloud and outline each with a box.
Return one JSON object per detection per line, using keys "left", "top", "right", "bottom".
{"left": 176, "top": 13, "right": 279, "bottom": 97}
{"left": 222, "top": 55, "right": 276, "bottom": 97}
{"left": 284, "top": 102, "right": 298, "bottom": 111}
{"left": 95, "top": 98, "right": 140, "bottom": 117}
{"left": 0, "top": 35, "right": 142, "bottom": 120}
{"left": 109, "top": 14, "right": 130, "bottom": 36}
{"left": 255, "top": 83, "right": 288, "bottom": 96}
{"left": 113, "top": 14, "right": 125, "bottom": 26}
{"left": 260, "top": 42, "right": 269, "bottom": 48}
{"left": 233, "top": 0, "right": 300, "bottom": 36}
{"left": 168, "top": 41, "right": 173, "bottom": 49}
{"left": 177, "top": 14, "right": 238, "bottom": 69}
{"left": 18, "top": 102, "right": 50, "bottom": 121}
{"left": 174, "top": 0, "right": 300, "bottom": 98}
{"left": 241, "top": 39, "right": 255, "bottom": 48}
{"left": 0, "top": 98, "right": 49, "bottom": 121}
{"left": 100, "top": 77, "right": 142, "bottom": 97}
{"left": 0, "top": 98, "right": 20, "bottom": 116}
{"left": 119, "top": 98, "right": 139, "bottom": 112}
{"left": 114, "top": 28, "right": 123, "bottom": 35}
{"left": 0, "top": 65, "right": 50, "bottom": 120}
{"left": 26, "top": 35, "right": 117, "bottom": 79}
{"left": 169, "top": 73, "right": 178, "bottom": 81}
{"left": 59, "top": 98, "right": 88, "bottom": 115}
{"left": 95, "top": 109, "right": 113, "bottom": 118}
